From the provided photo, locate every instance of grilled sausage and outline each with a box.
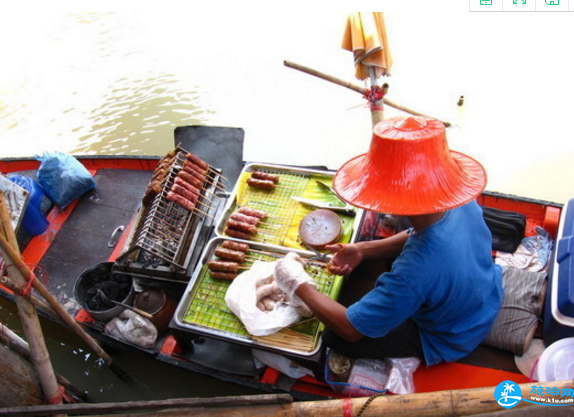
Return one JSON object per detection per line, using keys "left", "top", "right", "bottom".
{"left": 178, "top": 171, "right": 203, "bottom": 189}
{"left": 221, "top": 240, "right": 249, "bottom": 253}
{"left": 247, "top": 178, "right": 275, "bottom": 190}
{"left": 224, "top": 227, "right": 252, "bottom": 241}
{"left": 167, "top": 191, "right": 195, "bottom": 211}
{"left": 209, "top": 271, "right": 238, "bottom": 280}
{"left": 185, "top": 153, "right": 208, "bottom": 170}
{"left": 251, "top": 171, "right": 279, "bottom": 183}
{"left": 229, "top": 212, "right": 259, "bottom": 225}
{"left": 238, "top": 207, "right": 267, "bottom": 219}
{"left": 182, "top": 162, "right": 207, "bottom": 182}
{"left": 174, "top": 176, "right": 200, "bottom": 197}
{"left": 207, "top": 260, "right": 239, "bottom": 272}
{"left": 214, "top": 247, "right": 246, "bottom": 263}
{"left": 226, "top": 219, "right": 257, "bottom": 235}
{"left": 171, "top": 183, "right": 198, "bottom": 204}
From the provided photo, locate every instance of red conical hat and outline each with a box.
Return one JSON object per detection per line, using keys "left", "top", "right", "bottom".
{"left": 333, "top": 117, "right": 487, "bottom": 215}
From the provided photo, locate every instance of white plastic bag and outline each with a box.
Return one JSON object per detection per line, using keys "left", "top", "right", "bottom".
{"left": 225, "top": 260, "right": 301, "bottom": 336}
{"left": 104, "top": 309, "right": 158, "bottom": 348}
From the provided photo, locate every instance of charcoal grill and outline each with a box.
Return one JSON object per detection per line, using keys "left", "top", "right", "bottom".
{"left": 115, "top": 147, "right": 224, "bottom": 282}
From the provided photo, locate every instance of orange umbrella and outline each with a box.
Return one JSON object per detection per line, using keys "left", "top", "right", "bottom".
{"left": 341, "top": 12, "right": 393, "bottom": 82}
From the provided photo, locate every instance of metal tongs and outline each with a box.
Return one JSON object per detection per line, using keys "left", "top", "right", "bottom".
{"left": 302, "top": 242, "right": 332, "bottom": 263}
{"left": 291, "top": 180, "right": 356, "bottom": 217}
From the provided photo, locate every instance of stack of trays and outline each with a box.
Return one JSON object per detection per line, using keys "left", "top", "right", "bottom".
{"left": 172, "top": 163, "right": 364, "bottom": 356}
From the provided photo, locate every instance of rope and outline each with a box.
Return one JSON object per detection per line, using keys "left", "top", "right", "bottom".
{"left": 363, "top": 85, "right": 387, "bottom": 111}
{"left": 342, "top": 397, "right": 353, "bottom": 417}
{"left": 5, "top": 261, "right": 37, "bottom": 298}
{"left": 45, "top": 385, "right": 66, "bottom": 404}
{"left": 357, "top": 392, "right": 387, "bottom": 417}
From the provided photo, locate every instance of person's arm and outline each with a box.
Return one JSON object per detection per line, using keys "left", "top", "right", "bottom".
{"left": 355, "top": 229, "right": 410, "bottom": 259}
{"left": 326, "top": 230, "right": 410, "bottom": 276}
{"left": 295, "top": 283, "right": 364, "bottom": 342}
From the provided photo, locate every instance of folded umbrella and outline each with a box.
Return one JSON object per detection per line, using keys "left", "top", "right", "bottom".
{"left": 342, "top": 12, "right": 393, "bottom": 82}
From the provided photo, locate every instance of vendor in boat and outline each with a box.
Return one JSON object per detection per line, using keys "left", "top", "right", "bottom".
{"left": 274, "top": 116, "right": 503, "bottom": 366}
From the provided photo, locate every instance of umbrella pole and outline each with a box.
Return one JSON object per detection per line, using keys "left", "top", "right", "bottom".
{"left": 369, "top": 67, "right": 384, "bottom": 127}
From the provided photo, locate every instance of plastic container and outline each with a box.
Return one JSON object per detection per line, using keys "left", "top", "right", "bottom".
{"left": 536, "top": 337, "right": 574, "bottom": 381}
{"left": 543, "top": 197, "right": 574, "bottom": 344}
{"left": 7, "top": 174, "right": 49, "bottom": 236}
{"left": 324, "top": 350, "right": 388, "bottom": 397}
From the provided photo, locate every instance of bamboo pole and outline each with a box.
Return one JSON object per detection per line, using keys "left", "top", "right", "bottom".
{"left": 283, "top": 60, "right": 451, "bottom": 127}
{"left": 0, "top": 232, "right": 113, "bottom": 366}
{"left": 0, "top": 197, "right": 64, "bottom": 411}
{"left": 2, "top": 380, "right": 571, "bottom": 417}
{"left": 0, "top": 321, "right": 88, "bottom": 401}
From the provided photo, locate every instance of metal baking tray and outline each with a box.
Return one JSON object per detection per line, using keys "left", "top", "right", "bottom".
{"left": 214, "top": 163, "right": 363, "bottom": 252}
{"left": 172, "top": 237, "right": 344, "bottom": 357}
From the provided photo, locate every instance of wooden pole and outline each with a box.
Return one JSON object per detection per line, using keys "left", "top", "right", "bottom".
{"left": 0, "top": 197, "right": 64, "bottom": 410}
{"left": 2, "top": 380, "right": 572, "bottom": 417}
{"left": 0, "top": 321, "right": 88, "bottom": 401}
{"left": 283, "top": 60, "right": 451, "bottom": 127}
{"left": 0, "top": 233, "right": 113, "bottom": 366}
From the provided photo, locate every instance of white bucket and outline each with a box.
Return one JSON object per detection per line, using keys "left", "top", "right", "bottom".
{"left": 537, "top": 337, "right": 574, "bottom": 381}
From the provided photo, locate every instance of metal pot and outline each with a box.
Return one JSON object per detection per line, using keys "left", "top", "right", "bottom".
{"left": 133, "top": 289, "right": 177, "bottom": 333}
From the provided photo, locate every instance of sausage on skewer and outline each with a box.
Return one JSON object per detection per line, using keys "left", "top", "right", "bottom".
{"left": 167, "top": 191, "right": 196, "bottom": 212}
{"left": 229, "top": 212, "right": 259, "bottom": 225}
{"left": 224, "top": 227, "right": 252, "bottom": 241}
{"left": 221, "top": 240, "right": 249, "bottom": 252}
{"left": 238, "top": 207, "right": 267, "bottom": 219}
{"left": 214, "top": 247, "right": 246, "bottom": 263}
{"left": 247, "top": 178, "right": 275, "bottom": 190}
{"left": 226, "top": 219, "right": 257, "bottom": 235}
{"left": 207, "top": 260, "right": 239, "bottom": 273}
{"left": 185, "top": 153, "right": 208, "bottom": 170}
{"left": 210, "top": 271, "right": 238, "bottom": 280}
{"left": 251, "top": 171, "right": 279, "bottom": 183}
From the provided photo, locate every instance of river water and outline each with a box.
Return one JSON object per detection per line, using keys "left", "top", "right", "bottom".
{"left": 1, "top": 9, "right": 574, "bottom": 401}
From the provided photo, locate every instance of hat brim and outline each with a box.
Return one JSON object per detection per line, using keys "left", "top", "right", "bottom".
{"left": 333, "top": 150, "right": 487, "bottom": 215}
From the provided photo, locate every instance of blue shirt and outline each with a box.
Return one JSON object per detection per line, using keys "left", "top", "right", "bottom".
{"left": 347, "top": 201, "right": 503, "bottom": 365}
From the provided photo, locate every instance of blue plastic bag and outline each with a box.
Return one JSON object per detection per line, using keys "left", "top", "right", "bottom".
{"left": 36, "top": 151, "right": 96, "bottom": 209}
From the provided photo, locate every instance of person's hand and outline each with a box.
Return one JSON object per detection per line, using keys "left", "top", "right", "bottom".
{"left": 324, "top": 243, "right": 363, "bottom": 276}
{"left": 274, "top": 252, "right": 317, "bottom": 305}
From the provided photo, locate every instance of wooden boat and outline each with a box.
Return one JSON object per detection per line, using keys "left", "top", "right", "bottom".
{"left": 0, "top": 126, "right": 570, "bottom": 403}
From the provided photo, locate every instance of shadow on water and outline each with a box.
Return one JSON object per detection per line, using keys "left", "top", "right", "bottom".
{"left": 0, "top": 298, "right": 259, "bottom": 402}
{"left": 71, "top": 73, "right": 214, "bottom": 156}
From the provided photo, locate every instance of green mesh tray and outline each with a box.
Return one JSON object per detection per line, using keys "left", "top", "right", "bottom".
{"left": 215, "top": 163, "right": 361, "bottom": 251}
{"left": 174, "top": 238, "right": 344, "bottom": 356}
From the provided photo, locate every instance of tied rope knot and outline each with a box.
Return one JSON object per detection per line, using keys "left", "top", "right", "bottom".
{"left": 363, "top": 85, "right": 387, "bottom": 111}
{"left": 5, "top": 261, "right": 37, "bottom": 298}
{"left": 45, "top": 385, "right": 66, "bottom": 405}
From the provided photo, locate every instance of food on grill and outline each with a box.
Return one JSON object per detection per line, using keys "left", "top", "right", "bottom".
{"left": 174, "top": 177, "right": 200, "bottom": 197}
{"left": 214, "top": 247, "right": 246, "bottom": 263}
{"left": 220, "top": 240, "right": 249, "bottom": 253}
{"left": 167, "top": 191, "right": 195, "bottom": 212}
{"left": 143, "top": 181, "right": 163, "bottom": 205}
{"left": 182, "top": 161, "right": 206, "bottom": 182}
{"left": 224, "top": 227, "right": 253, "bottom": 241}
{"left": 207, "top": 260, "right": 239, "bottom": 273}
{"left": 185, "top": 152, "right": 208, "bottom": 170}
{"left": 226, "top": 219, "right": 257, "bottom": 236}
{"left": 229, "top": 212, "right": 259, "bottom": 225}
{"left": 251, "top": 171, "right": 279, "bottom": 183}
{"left": 178, "top": 171, "right": 203, "bottom": 189}
{"left": 171, "top": 183, "right": 198, "bottom": 203}
{"left": 209, "top": 271, "right": 238, "bottom": 280}
{"left": 247, "top": 178, "right": 276, "bottom": 190}
{"left": 238, "top": 207, "right": 267, "bottom": 219}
